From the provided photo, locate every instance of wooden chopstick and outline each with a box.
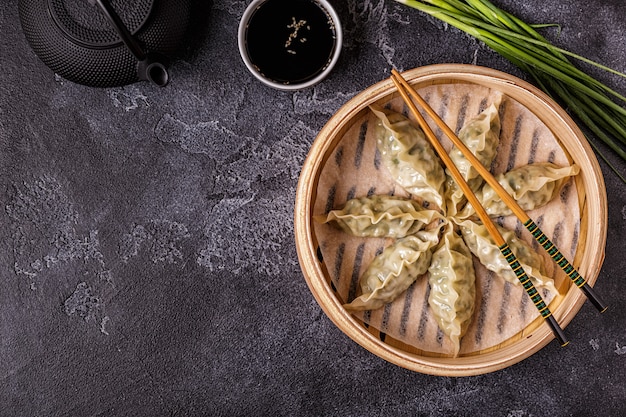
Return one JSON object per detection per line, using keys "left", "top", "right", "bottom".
{"left": 389, "top": 71, "right": 569, "bottom": 347}
{"left": 391, "top": 69, "right": 607, "bottom": 314}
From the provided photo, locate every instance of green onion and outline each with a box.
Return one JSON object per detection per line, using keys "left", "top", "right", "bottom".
{"left": 395, "top": 0, "right": 626, "bottom": 183}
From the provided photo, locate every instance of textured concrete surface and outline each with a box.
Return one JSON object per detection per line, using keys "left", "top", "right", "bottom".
{"left": 1, "top": 0, "right": 625, "bottom": 415}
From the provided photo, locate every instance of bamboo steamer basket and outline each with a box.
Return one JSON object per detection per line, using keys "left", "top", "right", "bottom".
{"left": 294, "top": 64, "right": 607, "bottom": 376}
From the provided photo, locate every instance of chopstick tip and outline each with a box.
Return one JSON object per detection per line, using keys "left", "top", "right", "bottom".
{"left": 547, "top": 315, "right": 568, "bottom": 347}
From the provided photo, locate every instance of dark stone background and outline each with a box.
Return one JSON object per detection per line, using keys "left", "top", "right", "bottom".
{"left": 1, "top": 0, "right": 625, "bottom": 415}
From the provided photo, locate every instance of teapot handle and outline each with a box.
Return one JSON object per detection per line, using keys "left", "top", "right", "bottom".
{"left": 92, "top": 0, "right": 170, "bottom": 86}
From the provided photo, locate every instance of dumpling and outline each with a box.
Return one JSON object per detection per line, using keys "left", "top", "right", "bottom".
{"left": 344, "top": 227, "right": 441, "bottom": 311}
{"left": 316, "top": 195, "right": 443, "bottom": 238}
{"left": 455, "top": 219, "right": 556, "bottom": 292}
{"left": 427, "top": 223, "right": 476, "bottom": 357}
{"left": 444, "top": 93, "right": 503, "bottom": 216}
{"left": 459, "top": 163, "right": 580, "bottom": 218}
{"left": 370, "top": 105, "right": 446, "bottom": 209}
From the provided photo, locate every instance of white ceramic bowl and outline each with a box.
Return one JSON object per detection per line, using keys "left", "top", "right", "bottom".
{"left": 238, "top": 0, "right": 343, "bottom": 91}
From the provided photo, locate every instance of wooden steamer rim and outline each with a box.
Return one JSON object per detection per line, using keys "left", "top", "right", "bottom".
{"left": 294, "top": 64, "right": 607, "bottom": 376}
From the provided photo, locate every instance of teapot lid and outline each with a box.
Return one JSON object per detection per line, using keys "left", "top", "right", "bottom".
{"left": 49, "top": 0, "right": 155, "bottom": 48}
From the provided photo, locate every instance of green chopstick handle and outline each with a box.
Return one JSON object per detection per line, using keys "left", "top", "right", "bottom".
{"left": 524, "top": 219, "right": 608, "bottom": 313}
{"left": 499, "top": 243, "right": 569, "bottom": 346}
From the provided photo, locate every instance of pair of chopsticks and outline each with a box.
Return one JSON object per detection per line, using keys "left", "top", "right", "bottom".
{"left": 390, "top": 69, "right": 607, "bottom": 346}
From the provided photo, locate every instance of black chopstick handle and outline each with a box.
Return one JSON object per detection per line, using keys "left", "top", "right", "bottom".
{"left": 499, "top": 243, "right": 568, "bottom": 345}
{"left": 581, "top": 283, "right": 608, "bottom": 313}
{"left": 524, "top": 219, "right": 607, "bottom": 313}
{"left": 546, "top": 315, "right": 569, "bottom": 347}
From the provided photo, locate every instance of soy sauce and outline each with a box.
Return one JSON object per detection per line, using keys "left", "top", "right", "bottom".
{"left": 244, "top": 0, "right": 337, "bottom": 85}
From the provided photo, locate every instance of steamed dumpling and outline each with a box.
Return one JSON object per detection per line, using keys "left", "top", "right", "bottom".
{"left": 459, "top": 163, "right": 580, "bottom": 218}
{"left": 455, "top": 219, "right": 556, "bottom": 293}
{"left": 428, "top": 223, "right": 476, "bottom": 357}
{"left": 344, "top": 227, "right": 441, "bottom": 311}
{"left": 316, "top": 195, "right": 443, "bottom": 238}
{"left": 444, "top": 93, "right": 503, "bottom": 216}
{"left": 370, "top": 105, "right": 446, "bottom": 209}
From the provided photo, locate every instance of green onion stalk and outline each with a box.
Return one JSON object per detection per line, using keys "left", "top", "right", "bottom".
{"left": 394, "top": 0, "right": 626, "bottom": 182}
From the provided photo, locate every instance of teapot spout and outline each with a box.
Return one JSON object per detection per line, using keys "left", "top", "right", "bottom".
{"left": 94, "top": 0, "right": 170, "bottom": 87}
{"left": 138, "top": 55, "right": 170, "bottom": 87}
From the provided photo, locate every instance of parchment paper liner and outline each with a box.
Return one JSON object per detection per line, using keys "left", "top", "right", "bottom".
{"left": 312, "top": 83, "right": 579, "bottom": 357}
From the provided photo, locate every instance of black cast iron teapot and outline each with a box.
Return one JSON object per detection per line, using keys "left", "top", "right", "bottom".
{"left": 19, "top": 0, "right": 193, "bottom": 87}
